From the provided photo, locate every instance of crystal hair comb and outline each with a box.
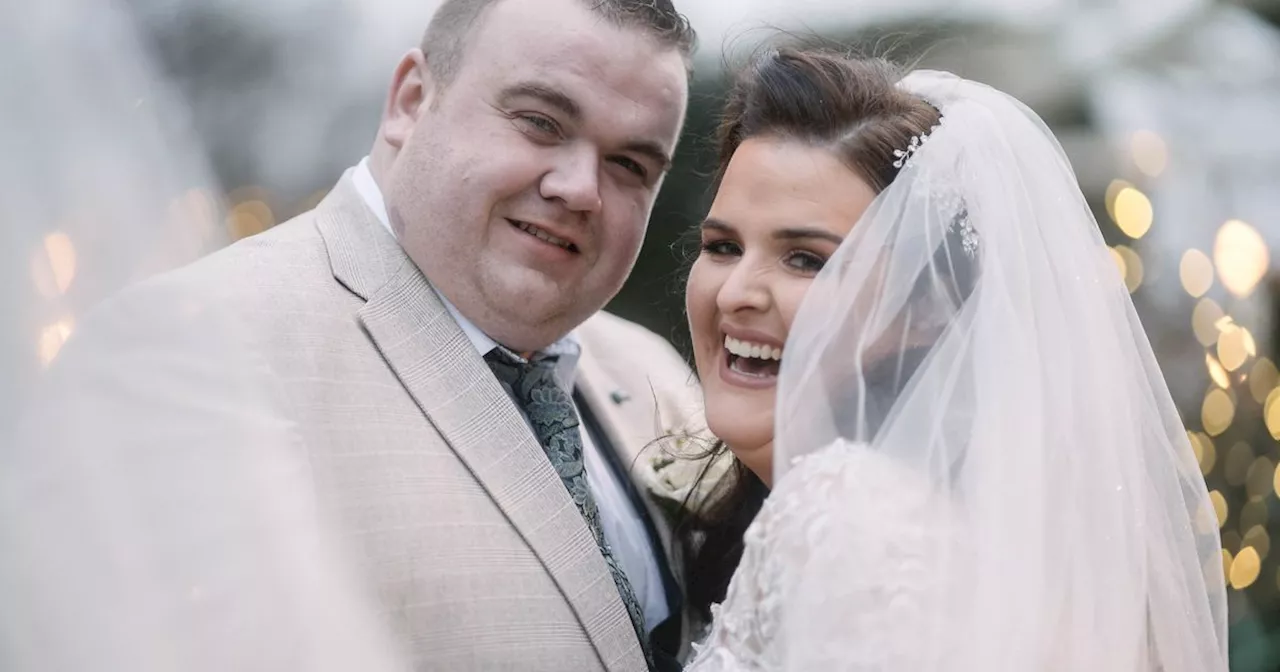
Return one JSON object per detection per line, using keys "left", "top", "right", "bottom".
{"left": 890, "top": 117, "right": 979, "bottom": 256}
{"left": 891, "top": 123, "right": 942, "bottom": 169}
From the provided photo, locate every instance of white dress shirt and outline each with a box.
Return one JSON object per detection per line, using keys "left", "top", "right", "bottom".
{"left": 351, "top": 158, "right": 670, "bottom": 633}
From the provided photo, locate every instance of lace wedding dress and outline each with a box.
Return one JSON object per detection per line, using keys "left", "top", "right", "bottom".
{"left": 685, "top": 440, "right": 964, "bottom": 671}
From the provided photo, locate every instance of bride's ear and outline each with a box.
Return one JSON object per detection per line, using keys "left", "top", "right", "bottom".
{"left": 380, "top": 49, "right": 435, "bottom": 151}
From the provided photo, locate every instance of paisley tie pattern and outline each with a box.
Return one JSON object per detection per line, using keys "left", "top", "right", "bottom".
{"left": 485, "top": 348, "right": 652, "bottom": 668}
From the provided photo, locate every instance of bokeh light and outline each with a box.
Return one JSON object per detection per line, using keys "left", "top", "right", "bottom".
{"left": 1207, "top": 352, "right": 1231, "bottom": 389}
{"left": 1246, "top": 456, "right": 1274, "bottom": 501}
{"left": 1232, "top": 547, "right": 1262, "bottom": 590}
{"left": 1130, "top": 130, "right": 1169, "bottom": 178}
{"left": 1113, "top": 245, "right": 1143, "bottom": 293}
{"left": 1211, "top": 490, "right": 1229, "bottom": 529}
{"left": 1192, "top": 298, "right": 1226, "bottom": 347}
{"left": 1218, "top": 324, "right": 1252, "bottom": 372}
{"left": 1190, "top": 431, "right": 1217, "bottom": 475}
{"left": 1249, "top": 358, "right": 1279, "bottom": 404}
{"left": 1214, "top": 219, "right": 1269, "bottom": 298}
{"left": 1244, "top": 526, "right": 1271, "bottom": 561}
{"left": 31, "top": 231, "right": 78, "bottom": 299}
{"left": 37, "top": 318, "right": 75, "bottom": 367}
{"left": 1111, "top": 186, "right": 1154, "bottom": 240}
{"left": 227, "top": 199, "right": 275, "bottom": 241}
{"left": 1202, "top": 389, "right": 1235, "bottom": 437}
{"left": 1266, "top": 388, "right": 1280, "bottom": 440}
{"left": 1179, "top": 248, "right": 1214, "bottom": 298}
{"left": 1105, "top": 179, "right": 1132, "bottom": 223}
{"left": 1242, "top": 500, "right": 1269, "bottom": 531}
{"left": 1226, "top": 442, "right": 1255, "bottom": 487}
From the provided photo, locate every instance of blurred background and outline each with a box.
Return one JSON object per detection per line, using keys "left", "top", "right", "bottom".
{"left": 4, "top": 0, "right": 1280, "bottom": 668}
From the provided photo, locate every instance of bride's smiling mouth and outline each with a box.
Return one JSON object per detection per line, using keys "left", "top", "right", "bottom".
{"left": 719, "top": 331, "right": 785, "bottom": 389}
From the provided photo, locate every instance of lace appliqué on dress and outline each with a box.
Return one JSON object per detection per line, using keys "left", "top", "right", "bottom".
{"left": 684, "top": 440, "right": 964, "bottom": 671}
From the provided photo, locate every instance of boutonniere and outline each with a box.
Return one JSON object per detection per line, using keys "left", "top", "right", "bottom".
{"left": 637, "top": 431, "right": 735, "bottom": 519}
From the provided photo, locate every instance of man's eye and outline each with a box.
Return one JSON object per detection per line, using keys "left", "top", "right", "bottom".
{"left": 517, "top": 114, "right": 560, "bottom": 137}
{"left": 611, "top": 156, "right": 648, "bottom": 180}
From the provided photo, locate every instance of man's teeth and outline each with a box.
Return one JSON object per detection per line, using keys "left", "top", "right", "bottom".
{"left": 724, "top": 335, "right": 783, "bottom": 361}
{"left": 514, "top": 220, "right": 573, "bottom": 250}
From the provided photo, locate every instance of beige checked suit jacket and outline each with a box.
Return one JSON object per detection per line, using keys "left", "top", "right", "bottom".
{"left": 8, "top": 172, "right": 705, "bottom": 672}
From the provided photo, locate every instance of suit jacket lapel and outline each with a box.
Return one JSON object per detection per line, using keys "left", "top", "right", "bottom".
{"left": 313, "top": 173, "right": 647, "bottom": 672}
{"left": 575, "top": 347, "right": 679, "bottom": 562}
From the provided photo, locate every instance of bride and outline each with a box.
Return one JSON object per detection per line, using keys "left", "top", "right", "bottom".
{"left": 679, "top": 47, "right": 1228, "bottom": 671}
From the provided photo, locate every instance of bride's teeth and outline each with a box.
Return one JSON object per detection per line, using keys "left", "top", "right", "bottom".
{"left": 723, "top": 335, "right": 783, "bottom": 361}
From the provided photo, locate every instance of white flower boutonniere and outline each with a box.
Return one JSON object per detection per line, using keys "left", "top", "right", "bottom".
{"left": 637, "top": 431, "right": 735, "bottom": 518}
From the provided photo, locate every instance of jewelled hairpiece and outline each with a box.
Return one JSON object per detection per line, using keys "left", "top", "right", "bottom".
{"left": 890, "top": 116, "right": 979, "bottom": 257}
{"left": 891, "top": 122, "right": 942, "bottom": 169}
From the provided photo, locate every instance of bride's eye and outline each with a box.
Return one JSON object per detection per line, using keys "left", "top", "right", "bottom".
{"left": 701, "top": 239, "right": 742, "bottom": 257}
{"left": 784, "top": 250, "right": 826, "bottom": 273}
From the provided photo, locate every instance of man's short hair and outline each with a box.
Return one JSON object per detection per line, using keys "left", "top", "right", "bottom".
{"left": 421, "top": 0, "right": 697, "bottom": 86}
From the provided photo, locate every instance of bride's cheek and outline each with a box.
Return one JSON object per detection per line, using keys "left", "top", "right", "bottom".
{"left": 778, "top": 280, "right": 815, "bottom": 339}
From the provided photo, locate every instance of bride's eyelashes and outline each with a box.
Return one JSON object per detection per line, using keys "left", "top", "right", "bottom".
{"left": 700, "top": 238, "right": 742, "bottom": 257}
{"left": 699, "top": 237, "right": 828, "bottom": 275}
{"left": 783, "top": 250, "right": 826, "bottom": 274}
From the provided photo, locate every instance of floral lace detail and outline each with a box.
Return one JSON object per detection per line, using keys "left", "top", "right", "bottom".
{"left": 685, "top": 440, "right": 966, "bottom": 671}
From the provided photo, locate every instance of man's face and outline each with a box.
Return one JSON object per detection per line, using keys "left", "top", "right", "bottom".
{"left": 383, "top": 0, "right": 689, "bottom": 352}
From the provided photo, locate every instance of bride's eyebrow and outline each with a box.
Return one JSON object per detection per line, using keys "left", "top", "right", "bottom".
{"left": 700, "top": 218, "right": 736, "bottom": 234}
{"left": 773, "top": 227, "right": 843, "bottom": 245}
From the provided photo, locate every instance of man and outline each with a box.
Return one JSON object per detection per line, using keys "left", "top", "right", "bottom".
{"left": 2, "top": 1, "right": 701, "bottom": 671}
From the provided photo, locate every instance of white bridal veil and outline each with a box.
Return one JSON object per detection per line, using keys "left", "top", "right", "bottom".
{"left": 772, "top": 70, "right": 1228, "bottom": 671}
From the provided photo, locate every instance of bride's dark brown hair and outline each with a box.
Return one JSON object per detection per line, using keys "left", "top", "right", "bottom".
{"left": 677, "top": 46, "right": 942, "bottom": 624}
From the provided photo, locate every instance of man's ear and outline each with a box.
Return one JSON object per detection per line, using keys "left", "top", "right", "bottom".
{"left": 380, "top": 48, "right": 436, "bottom": 150}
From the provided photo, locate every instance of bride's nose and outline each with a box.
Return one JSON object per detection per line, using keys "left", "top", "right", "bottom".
{"left": 716, "top": 259, "right": 772, "bottom": 315}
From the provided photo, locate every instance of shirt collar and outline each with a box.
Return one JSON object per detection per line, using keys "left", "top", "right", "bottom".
{"left": 350, "top": 157, "right": 583, "bottom": 389}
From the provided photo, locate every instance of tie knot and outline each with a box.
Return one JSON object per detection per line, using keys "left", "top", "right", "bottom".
{"left": 485, "top": 347, "right": 560, "bottom": 390}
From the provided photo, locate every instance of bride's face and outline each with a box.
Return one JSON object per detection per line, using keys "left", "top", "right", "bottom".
{"left": 686, "top": 137, "right": 876, "bottom": 485}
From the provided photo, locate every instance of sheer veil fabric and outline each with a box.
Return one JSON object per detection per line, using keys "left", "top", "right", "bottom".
{"left": 689, "top": 70, "right": 1228, "bottom": 671}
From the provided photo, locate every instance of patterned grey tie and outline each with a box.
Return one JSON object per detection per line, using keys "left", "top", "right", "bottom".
{"left": 485, "top": 348, "right": 652, "bottom": 667}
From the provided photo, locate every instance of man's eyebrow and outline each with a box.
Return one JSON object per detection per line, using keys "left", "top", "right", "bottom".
{"left": 497, "top": 82, "right": 581, "bottom": 122}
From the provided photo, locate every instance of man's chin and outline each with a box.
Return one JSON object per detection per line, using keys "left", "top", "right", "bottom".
{"left": 467, "top": 267, "right": 617, "bottom": 351}
{"left": 479, "top": 297, "right": 592, "bottom": 353}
